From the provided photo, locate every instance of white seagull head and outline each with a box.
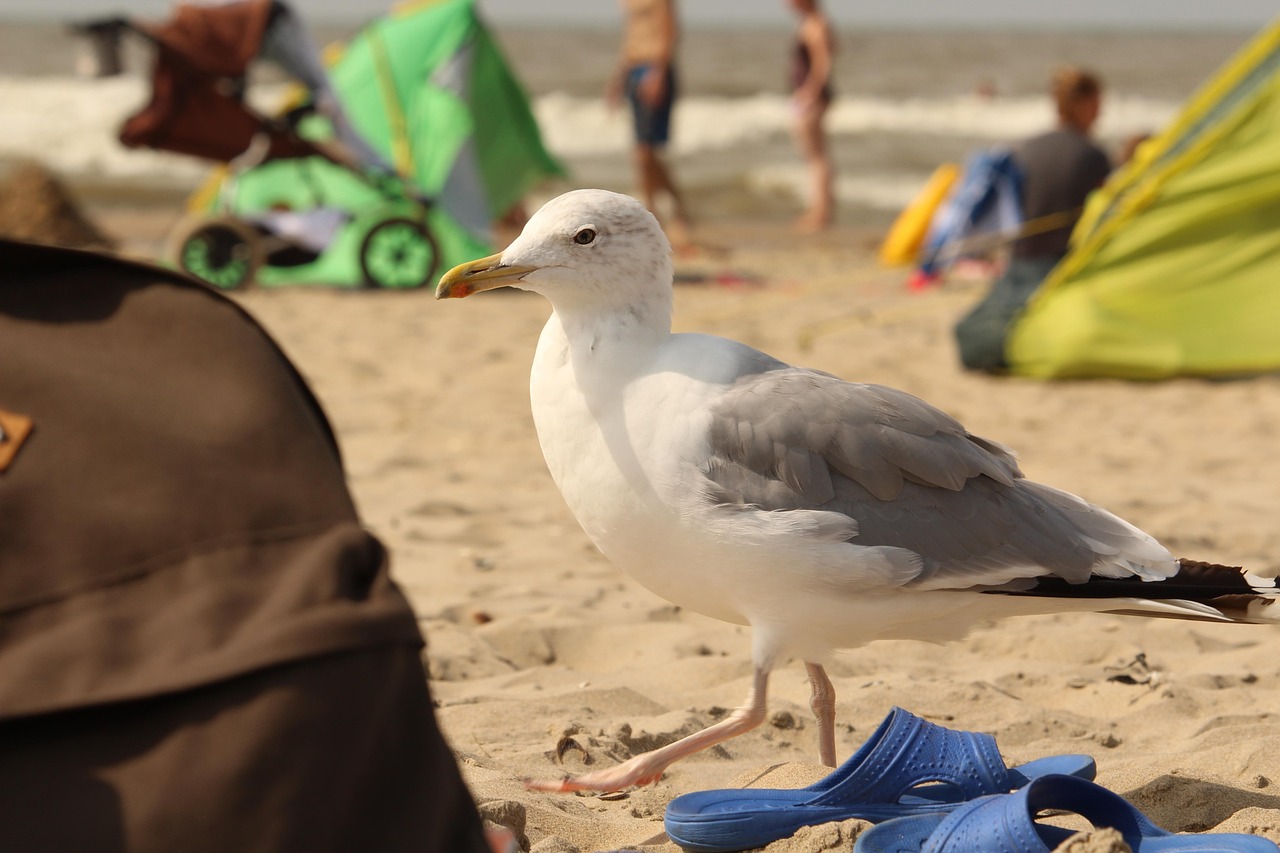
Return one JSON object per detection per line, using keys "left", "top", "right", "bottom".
{"left": 436, "top": 189, "right": 673, "bottom": 321}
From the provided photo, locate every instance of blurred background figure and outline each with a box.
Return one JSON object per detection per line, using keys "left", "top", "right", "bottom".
{"left": 1009, "top": 66, "right": 1110, "bottom": 263}
{"left": 607, "top": 0, "right": 692, "bottom": 249}
{"left": 954, "top": 66, "right": 1111, "bottom": 372}
{"left": 786, "top": 0, "right": 836, "bottom": 232}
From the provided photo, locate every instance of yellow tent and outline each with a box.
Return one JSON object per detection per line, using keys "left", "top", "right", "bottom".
{"left": 1007, "top": 19, "right": 1280, "bottom": 379}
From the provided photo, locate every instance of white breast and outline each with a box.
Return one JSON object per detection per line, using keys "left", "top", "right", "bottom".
{"left": 529, "top": 317, "right": 760, "bottom": 624}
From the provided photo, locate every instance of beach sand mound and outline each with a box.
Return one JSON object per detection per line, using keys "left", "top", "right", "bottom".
{"left": 0, "top": 160, "right": 116, "bottom": 251}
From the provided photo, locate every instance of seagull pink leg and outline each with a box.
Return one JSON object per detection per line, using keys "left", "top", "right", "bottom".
{"left": 804, "top": 661, "right": 837, "bottom": 768}
{"left": 527, "top": 666, "right": 771, "bottom": 793}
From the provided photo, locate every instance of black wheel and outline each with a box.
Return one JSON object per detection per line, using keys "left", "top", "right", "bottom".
{"left": 358, "top": 217, "right": 439, "bottom": 289}
{"left": 173, "top": 218, "right": 262, "bottom": 290}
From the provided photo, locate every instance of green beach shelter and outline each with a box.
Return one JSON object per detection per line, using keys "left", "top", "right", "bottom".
{"left": 198, "top": 0, "right": 564, "bottom": 287}
{"left": 1006, "top": 18, "right": 1280, "bottom": 379}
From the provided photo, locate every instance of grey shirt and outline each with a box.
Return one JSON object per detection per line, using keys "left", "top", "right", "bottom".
{"left": 1012, "top": 129, "right": 1111, "bottom": 260}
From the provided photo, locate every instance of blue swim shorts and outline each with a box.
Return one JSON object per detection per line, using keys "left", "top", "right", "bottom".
{"left": 625, "top": 64, "right": 677, "bottom": 147}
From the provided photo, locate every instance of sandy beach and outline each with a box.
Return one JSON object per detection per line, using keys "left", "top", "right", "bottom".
{"left": 81, "top": 204, "right": 1280, "bottom": 851}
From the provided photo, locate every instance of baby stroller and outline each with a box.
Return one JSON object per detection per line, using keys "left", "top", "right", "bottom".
{"left": 73, "top": 0, "right": 440, "bottom": 290}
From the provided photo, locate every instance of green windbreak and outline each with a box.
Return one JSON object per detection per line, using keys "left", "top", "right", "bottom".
{"left": 201, "top": 0, "right": 564, "bottom": 287}
{"left": 1007, "top": 20, "right": 1280, "bottom": 379}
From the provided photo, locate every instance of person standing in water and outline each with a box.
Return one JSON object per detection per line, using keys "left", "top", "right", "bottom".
{"left": 787, "top": 0, "right": 836, "bottom": 232}
{"left": 607, "top": 0, "right": 692, "bottom": 249}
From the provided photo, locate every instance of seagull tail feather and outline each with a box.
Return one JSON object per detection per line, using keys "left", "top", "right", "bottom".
{"left": 993, "top": 558, "right": 1280, "bottom": 625}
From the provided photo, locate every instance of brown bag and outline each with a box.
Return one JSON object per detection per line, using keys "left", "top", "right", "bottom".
{"left": 0, "top": 239, "right": 488, "bottom": 852}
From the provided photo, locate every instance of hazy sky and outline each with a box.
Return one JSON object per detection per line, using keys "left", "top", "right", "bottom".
{"left": 4, "top": 0, "right": 1276, "bottom": 29}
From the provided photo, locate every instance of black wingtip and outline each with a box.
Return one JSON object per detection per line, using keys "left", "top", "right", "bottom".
{"left": 989, "top": 557, "right": 1280, "bottom": 624}
{"left": 1176, "top": 557, "right": 1245, "bottom": 576}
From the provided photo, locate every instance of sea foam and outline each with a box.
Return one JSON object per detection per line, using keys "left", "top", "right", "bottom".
{"left": 1, "top": 75, "right": 1179, "bottom": 212}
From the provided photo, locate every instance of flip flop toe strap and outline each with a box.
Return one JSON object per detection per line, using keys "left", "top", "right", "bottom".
{"left": 920, "top": 775, "right": 1165, "bottom": 853}
{"left": 916, "top": 793, "right": 1046, "bottom": 853}
{"left": 811, "top": 707, "right": 1015, "bottom": 808}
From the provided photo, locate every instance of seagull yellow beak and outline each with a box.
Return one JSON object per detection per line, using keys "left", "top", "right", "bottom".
{"left": 435, "top": 253, "right": 540, "bottom": 299}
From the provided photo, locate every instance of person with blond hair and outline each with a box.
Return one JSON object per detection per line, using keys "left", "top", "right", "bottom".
{"left": 955, "top": 66, "right": 1111, "bottom": 372}
{"left": 786, "top": 0, "right": 836, "bottom": 232}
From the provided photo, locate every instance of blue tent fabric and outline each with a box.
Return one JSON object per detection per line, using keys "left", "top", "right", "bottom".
{"left": 918, "top": 148, "right": 1023, "bottom": 277}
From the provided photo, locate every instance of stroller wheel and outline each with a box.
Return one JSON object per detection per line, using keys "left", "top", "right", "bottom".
{"left": 172, "top": 218, "right": 263, "bottom": 290}
{"left": 359, "top": 217, "right": 439, "bottom": 289}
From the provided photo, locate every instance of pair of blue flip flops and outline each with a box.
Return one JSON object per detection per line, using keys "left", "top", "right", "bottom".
{"left": 663, "top": 707, "right": 1277, "bottom": 853}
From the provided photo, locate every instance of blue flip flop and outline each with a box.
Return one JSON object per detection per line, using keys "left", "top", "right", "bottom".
{"left": 855, "top": 773, "right": 1279, "bottom": 853}
{"left": 663, "top": 707, "right": 1096, "bottom": 853}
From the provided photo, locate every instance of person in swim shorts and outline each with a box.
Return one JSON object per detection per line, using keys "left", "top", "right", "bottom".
{"left": 607, "top": 0, "right": 692, "bottom": 248}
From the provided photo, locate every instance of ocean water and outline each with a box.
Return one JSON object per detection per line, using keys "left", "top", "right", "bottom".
{"left": 0, "top": 20, "right": 1257, "bottom": 223}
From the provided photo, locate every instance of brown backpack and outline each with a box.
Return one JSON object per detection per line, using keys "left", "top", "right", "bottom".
{"left": 0, "top": 239, "right": 486, "bottom": 852}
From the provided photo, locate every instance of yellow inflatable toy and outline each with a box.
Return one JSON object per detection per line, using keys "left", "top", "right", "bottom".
{"left": 878, "top": 163, "right": 959, "bottom": 267}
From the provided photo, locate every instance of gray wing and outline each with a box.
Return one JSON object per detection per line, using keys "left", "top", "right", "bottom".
{"left": 703, "top": 367, "right": 1165, "bottom": 589}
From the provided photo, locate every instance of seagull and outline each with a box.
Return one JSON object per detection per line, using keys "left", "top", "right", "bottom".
{"left": 436, "top": 189, "right": 1279, "bottom": 793}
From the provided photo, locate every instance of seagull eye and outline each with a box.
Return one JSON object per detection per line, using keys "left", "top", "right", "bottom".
{"left": 573, "top": 227, "right": 597, "bottom": 245}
